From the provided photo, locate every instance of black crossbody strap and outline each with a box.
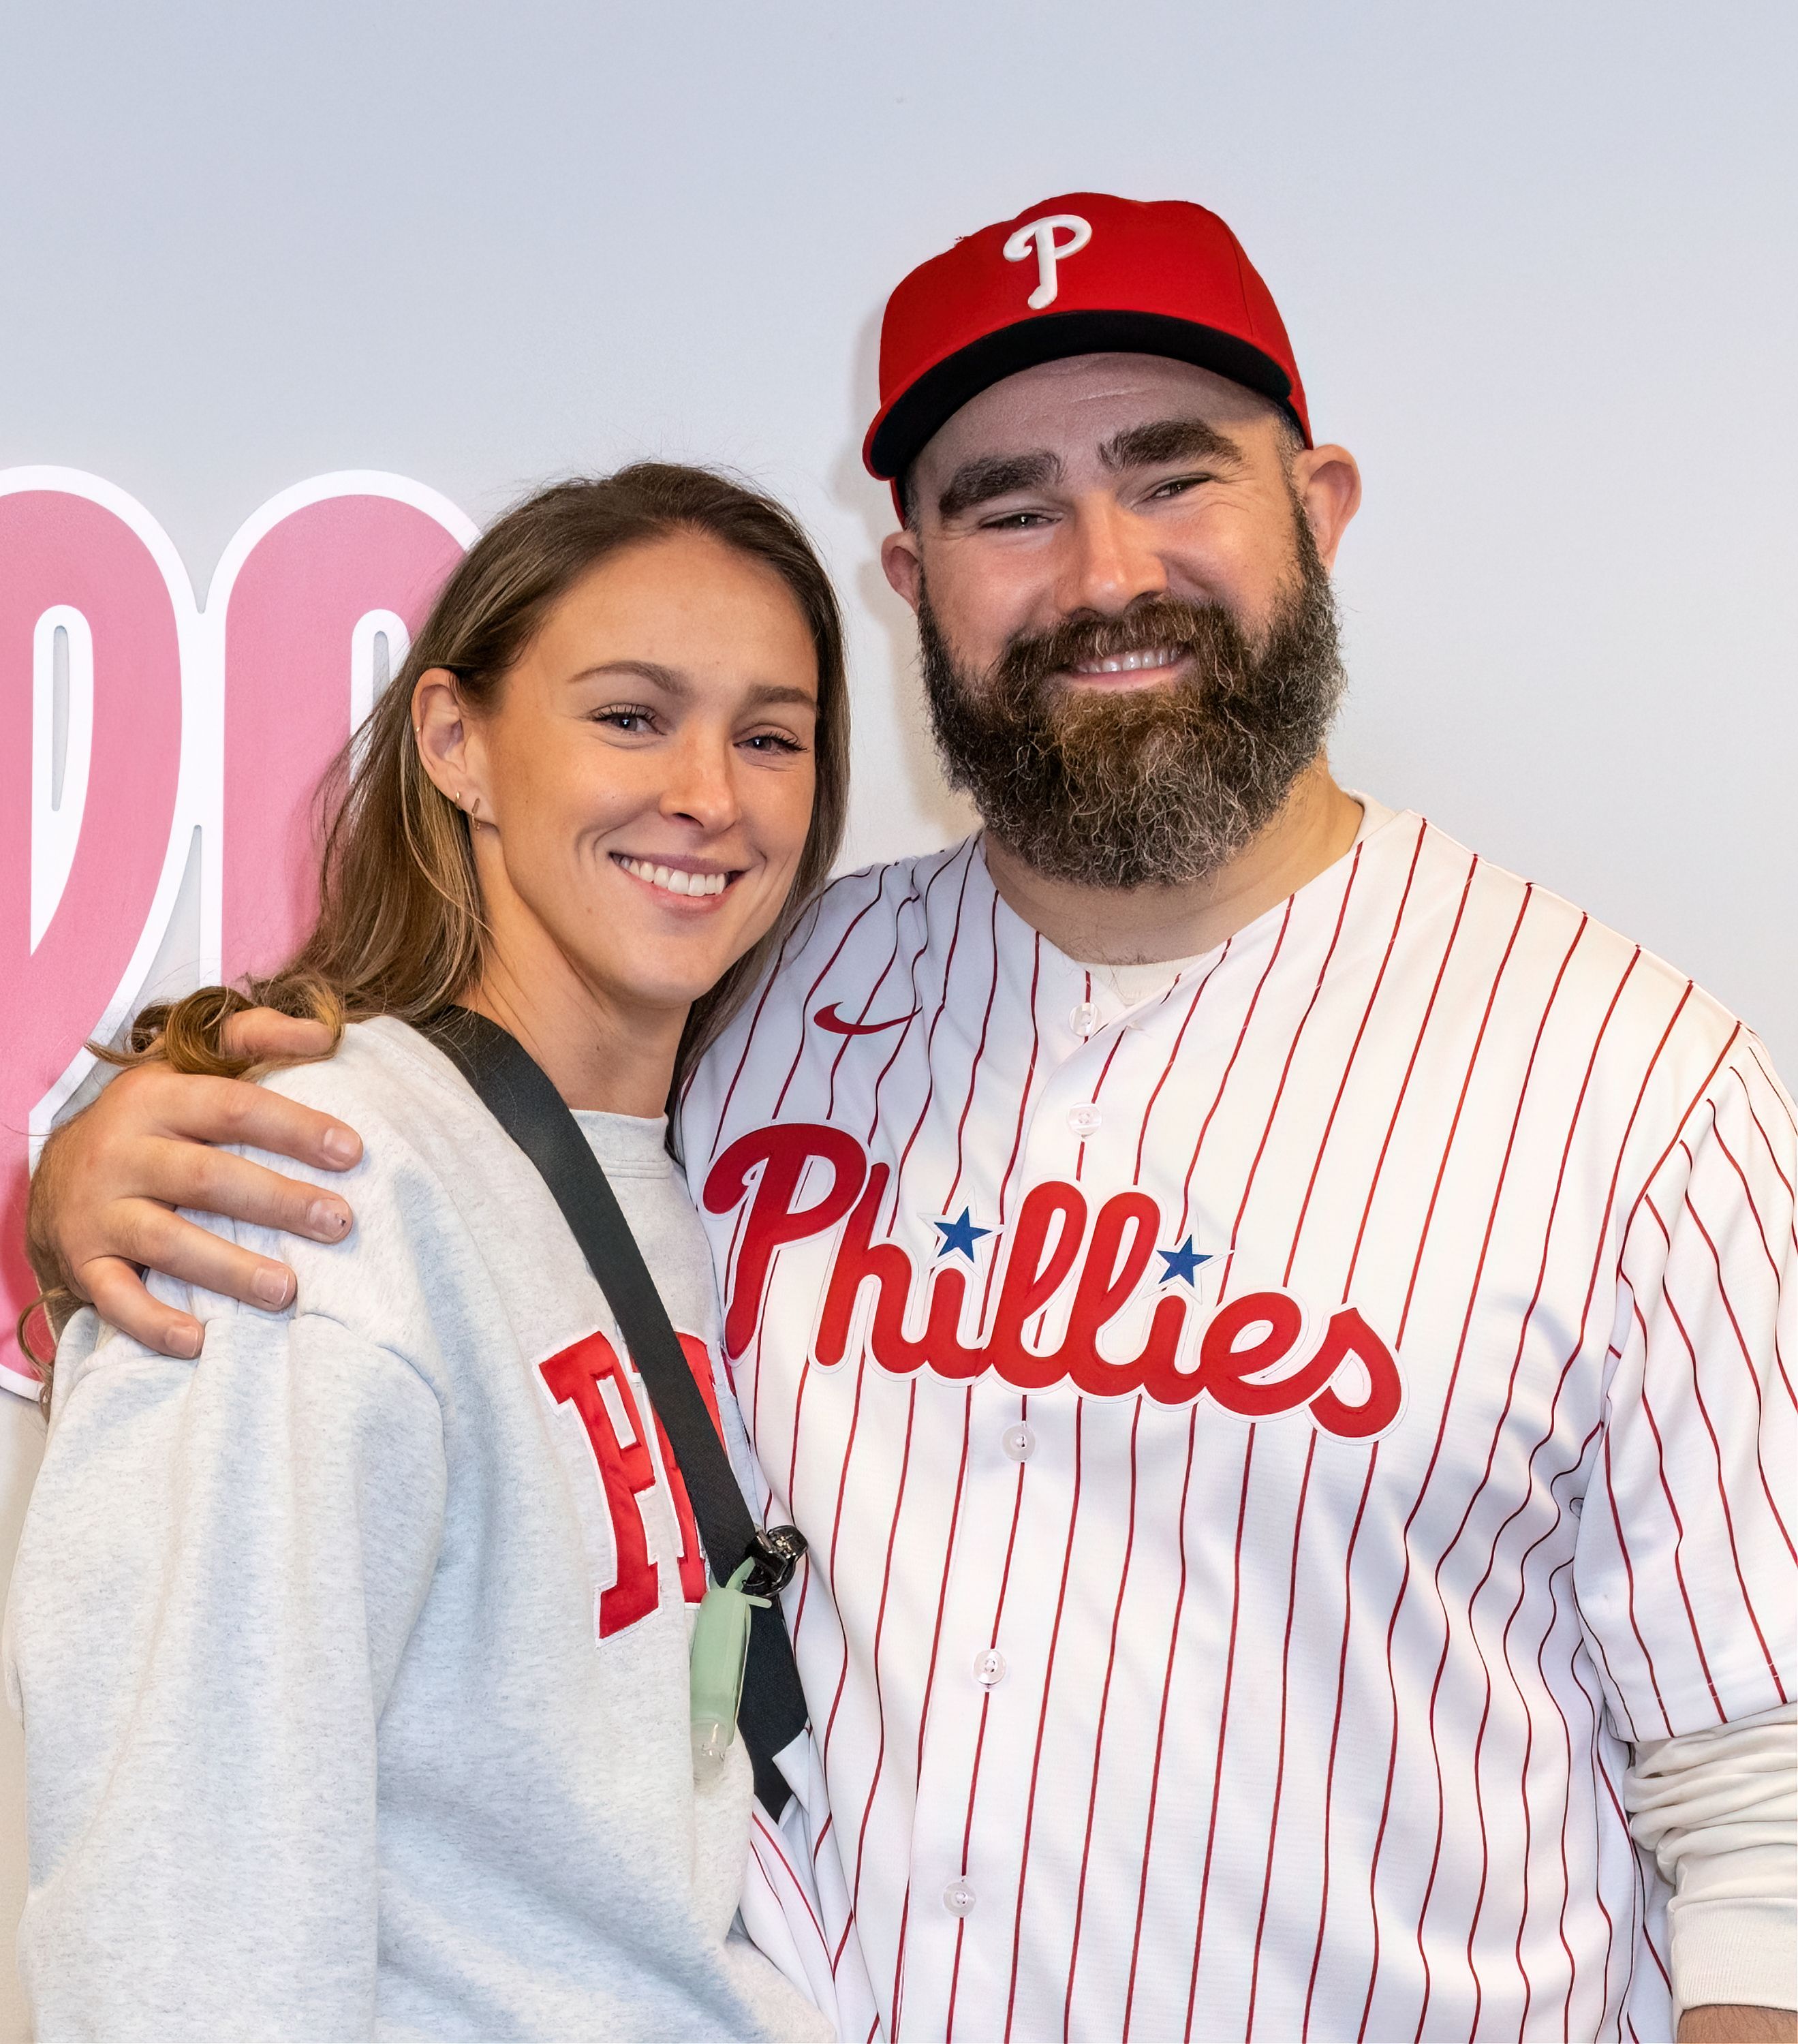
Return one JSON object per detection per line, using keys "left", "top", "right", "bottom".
{"left": 419, "top": 1007, "right": 807, "bottom": 1815}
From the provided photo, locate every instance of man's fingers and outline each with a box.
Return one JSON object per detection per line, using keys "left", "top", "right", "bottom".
{"left": 91, "top": 1203, "right": 301, "bottom": 1316}
{"left": 138, "top": 1141, "right": 353, "bottom": 1244}
{"left": 219, "top": 1006, "right": 337, "bottom": 1066}
{"left": 135, "top": 1067, "right": 362, "bottom": 1171}
{"left": 81, "top": 1256, "right": 205, "bottom": 1360}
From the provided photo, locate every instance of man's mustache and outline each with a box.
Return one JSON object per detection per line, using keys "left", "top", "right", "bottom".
{"left": 987, "top": 596, "right": 1254, "bottom": 703}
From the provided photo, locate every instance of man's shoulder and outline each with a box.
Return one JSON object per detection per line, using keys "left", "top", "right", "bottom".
{"left": 743, "top": 839, "right": 980, "bottom": 1013}
{"left": 1397, "top": 810, "right": 1776, "bottom": 1116}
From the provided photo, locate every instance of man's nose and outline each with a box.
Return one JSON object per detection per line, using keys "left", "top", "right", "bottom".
{"left": 660, "top": 728, "right": 742, "bottom": 833}
{"left": 1056, "top": 498, "right": 1170, "bottom": 617}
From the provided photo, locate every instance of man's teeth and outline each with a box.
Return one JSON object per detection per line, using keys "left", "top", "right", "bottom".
{"left": 617, "top": 856, "right": 729, "bottom": 898}
{"left": 1073, "top": 647, "right": 1179, "bottom": 675}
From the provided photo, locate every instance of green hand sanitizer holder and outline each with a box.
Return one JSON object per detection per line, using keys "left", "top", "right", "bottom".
{"left": 690, "top": 1558, "right": 769, "bottom": 1781}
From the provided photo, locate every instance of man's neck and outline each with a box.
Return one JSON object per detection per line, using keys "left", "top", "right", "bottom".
{"left": 981, "top": 761, "right": 1364, "bottom": 966}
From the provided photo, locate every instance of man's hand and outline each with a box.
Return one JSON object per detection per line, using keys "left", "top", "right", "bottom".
{"left": 1680, "top": 2009, "right": 1798, "bottom": 2041}
{"left": 27, "top": 1008, "right": 363, "bottom": 1359}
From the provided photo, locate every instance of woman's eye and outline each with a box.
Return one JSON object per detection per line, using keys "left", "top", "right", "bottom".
{"left": 594, "top": 706, "right": 655, "bottom": 734}
{"left": 742, "top": 730, "right": 805, "bottom": 756}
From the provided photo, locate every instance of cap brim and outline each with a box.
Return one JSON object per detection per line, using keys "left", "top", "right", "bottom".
{"left": 865, "top": 309, "right": 1304, "bottom": 480}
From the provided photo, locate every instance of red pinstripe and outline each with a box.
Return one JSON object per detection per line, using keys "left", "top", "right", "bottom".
{"left": 826, "top": 869, "right": 925, "bottom": 1123}
{"left": 1562, "top": 1630, "right": 1623, "bottom": 2035}
{"left": 1539, "top": 1555, "right": 1587, "bottom": 2039}
{"left": 1002, "top": 1405, "right": 1086, "bottom": 2041}
{"left": 1131, "top": 942, "right": 1230, "bottom": 1184}
{"left": 1663, "top": 1186, "right": 1798, "bottom": 1551}
{"left": 976, "top": 938, "right": 1042, "bottom": 1335}
{"left": 1628, "top": 1300, "right": 1729, "bottom": 1718}
{"left": 941, "top": 1426, "right": 1031, "bottom": 2041}
{"left": 1185, "top": 1435, "right": 1259, "bottom": 2040}
{"left": 1174, "top": 897, "right": 1297, "bottom": 1239}
{"left": 1243, "top": 1428, "right": 1318, "bottom": 2039}
{"left": 1401, "top": 910, "right": 1591, "bottom": 2024}
{"left": 1300, "top": 825, "right": 1446, "bottom": 2035}
{"left": 1705, "top": 1096, "right": 1797, "bottom": 1416}
{"left": 751, "top": 1808, "right": 828, "bottom": 1947}
{"left": 1643, "top": 1194, "right": 1793, "bottom": 1687}
{"left": 863, "top": 843, "right": 977, "bottom": 1149}
{"left": 713, "top": 875, "right": 863, "bottom": 1135}
{"left": 1072, "top": 1025, "right": 1130, "bottom": 1184}
{"left": 1455, "top": 969, "right": 1696, "bottom": 2017}
{"left": 1355, "top": 871, "right": 1536, "bottom": 2039}
{"left": 1061, "top": 1401, "right": 1143, "bottom": 2036}
{"left": 1185, "top": 852, "right": 1363, "bottom": 2026}
{"left": 890, "top": 1389, "right": 973, "bottom": 2042}
{"left": 1598, "top": 1422, "right": 1673, "bottom": 1737}
{"left": 840, "top": 1382, "right": 921, "bottom": 1966}
{"left": 882, "top": 845, "right": 980, "bottom": 1229}
{"left": 1121, "top": 1408, "right": 1198, "bottom": 2042}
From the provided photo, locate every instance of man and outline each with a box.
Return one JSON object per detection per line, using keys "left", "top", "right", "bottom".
{"left": 27, "top": 193, "right": 1795, "bottom": 2042}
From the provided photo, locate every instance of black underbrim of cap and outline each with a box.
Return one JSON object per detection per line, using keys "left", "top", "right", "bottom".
{"left": 868, "top": 309, "right": 1302, "bottom": 480}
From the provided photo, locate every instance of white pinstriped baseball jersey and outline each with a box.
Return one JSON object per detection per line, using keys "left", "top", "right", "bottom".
{"left": 682, "top": 799, "right": 1797, "bottom": 2044}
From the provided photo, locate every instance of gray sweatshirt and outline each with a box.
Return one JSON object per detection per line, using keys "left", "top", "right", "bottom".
{"left": 4, "top": 1017, "right": 833, "bottom": 2043}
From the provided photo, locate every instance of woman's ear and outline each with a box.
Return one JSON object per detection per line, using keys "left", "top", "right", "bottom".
{"left": 412, "top": 669, "right": 489, "bottom": 821}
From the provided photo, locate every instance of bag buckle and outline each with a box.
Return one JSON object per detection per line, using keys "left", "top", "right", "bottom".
{"left": 743, "top": 1524, "right": 807, "bottom": 1598}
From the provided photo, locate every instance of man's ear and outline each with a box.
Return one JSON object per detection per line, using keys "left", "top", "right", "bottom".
{"left": 1292, "top": 444, "right": 1363, "bottom": 570}
{"left": 881, "top": 528, "right": 925, "bottom": 613}
{"left": 412, "top": 668, "right": 487, "bottom": 818}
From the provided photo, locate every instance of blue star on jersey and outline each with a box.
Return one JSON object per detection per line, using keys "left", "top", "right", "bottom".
{"left": 931, "top": 1207, "right": 992, "bottom": 1263}
{"left": 1156, "top": 1236, "right": 1212, "bottom": 1287}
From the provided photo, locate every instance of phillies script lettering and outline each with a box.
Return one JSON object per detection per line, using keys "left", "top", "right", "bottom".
{"left": 704, "top": 1125, "right": 1405, "bottom": 1438}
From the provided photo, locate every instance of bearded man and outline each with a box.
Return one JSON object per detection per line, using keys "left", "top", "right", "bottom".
{"left": 26, "top": 194, "right": 1796, "bottom": 2043}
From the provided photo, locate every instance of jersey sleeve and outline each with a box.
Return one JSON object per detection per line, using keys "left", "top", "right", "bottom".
{"left": 1575, "top": 1033, "right": 1798, "bottom": 1742}
{"left": 4, "top": 1299, "right": 447, "bottom": 2040}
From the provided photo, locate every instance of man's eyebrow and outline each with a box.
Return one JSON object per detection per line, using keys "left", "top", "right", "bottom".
{"left": 936, "top": 451, "right": 1061, "bottom": 521}
{"left": 1099, "top": 417, "right": 1246, "bottom": 471}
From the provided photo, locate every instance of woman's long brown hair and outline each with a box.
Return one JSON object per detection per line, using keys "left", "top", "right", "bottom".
{"left": 22, "top": 464, "right": 850, "bottom": 1395}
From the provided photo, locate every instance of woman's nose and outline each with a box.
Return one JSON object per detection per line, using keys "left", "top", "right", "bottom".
{"left": 660, "top": 732, "right": 741, "bottom": 833}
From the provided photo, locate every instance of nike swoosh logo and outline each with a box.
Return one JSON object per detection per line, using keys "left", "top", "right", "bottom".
{"left": 813, "top": 1003, "right": 919, "bottom": 1036}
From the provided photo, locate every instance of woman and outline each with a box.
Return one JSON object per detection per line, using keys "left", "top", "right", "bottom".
{"left": 6, "top": 466, "right": 854, "bottom": 2040}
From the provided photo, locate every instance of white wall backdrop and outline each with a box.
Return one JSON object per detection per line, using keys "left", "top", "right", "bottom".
{"left": 5, "top": 0, "right": 1794, "bottom": 1059}
{"left": 0, "top": 4, "right": 1792, "bottom": 2033}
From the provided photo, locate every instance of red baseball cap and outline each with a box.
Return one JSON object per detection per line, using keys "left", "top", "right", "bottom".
{"left": 863, "top": 191, "right": 1311, "bottom": 484}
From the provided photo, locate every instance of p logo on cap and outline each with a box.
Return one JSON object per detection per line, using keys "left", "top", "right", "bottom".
{"left": 864, "top": 191, "right": 1312, "bottom": 486}
{"left": 1002, "top": 212, "right": 1092, "bottom": 309}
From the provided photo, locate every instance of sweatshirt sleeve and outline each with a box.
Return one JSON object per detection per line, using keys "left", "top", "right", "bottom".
{"left": 4, "top": 1297, "right": 447, "bottom": 2043}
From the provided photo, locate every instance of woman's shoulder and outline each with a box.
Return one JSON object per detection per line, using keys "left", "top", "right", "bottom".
{"left": 246, "top": 1017, "right": 513, "bottom": 1213}
{"left": 260, "top": 1016, "right": 475, "bottom": 1130}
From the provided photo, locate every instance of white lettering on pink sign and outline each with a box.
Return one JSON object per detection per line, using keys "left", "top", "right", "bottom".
{"left": 1, "top": 470, "right": 475, "bottom": 1392}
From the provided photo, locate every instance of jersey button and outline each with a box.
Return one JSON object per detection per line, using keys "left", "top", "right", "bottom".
{"left": 974, "top": 1647, "right": 1008, "bottom": 1688}
{"left": 1070, "top": 1001, "right": 1100, "bottom": 1038}
{"left": 1068, "top": 1104, "right": 1102, "bottom": 1137}
{"left": 1001, "top": 1422, "right": 1036, "bottom": 1461}
{"left": 943, "top": 1877, "right": 976, "bottom": 1916}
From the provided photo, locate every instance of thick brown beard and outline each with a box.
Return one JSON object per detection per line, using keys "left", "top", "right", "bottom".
{"left": 918, "top": 510, "right": 1346, "bottom": 890}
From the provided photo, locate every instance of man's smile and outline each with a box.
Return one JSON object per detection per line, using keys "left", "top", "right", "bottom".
{"left": 1064, "top": 645, "right": 1190, "bottom": 690}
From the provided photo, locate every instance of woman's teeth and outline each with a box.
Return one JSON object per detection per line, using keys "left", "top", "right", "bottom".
{"left": 1072, "top": 647, "right": 1180, "bottom": 675}
{"left": 617, "top": 856, "right": 729, "bottom": 898}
